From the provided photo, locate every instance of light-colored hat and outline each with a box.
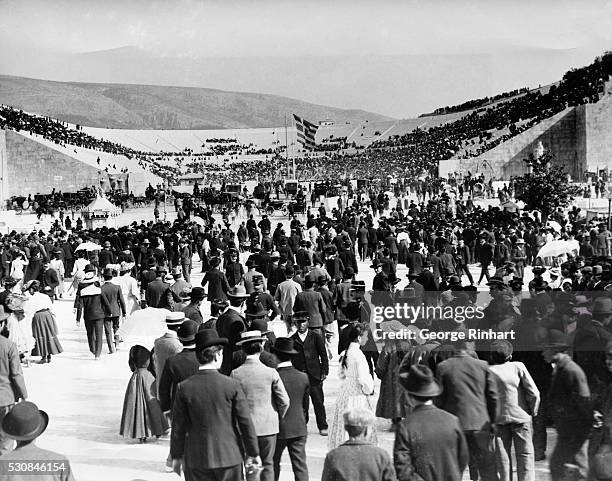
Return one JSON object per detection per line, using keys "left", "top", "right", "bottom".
{"left": 236, "top": 330, "right": 267, "bottom": 346}
{"left": 165, "top": 311, "right": 185, "bottom": 326}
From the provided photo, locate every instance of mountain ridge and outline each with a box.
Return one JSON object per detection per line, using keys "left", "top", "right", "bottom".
{"left": 0, "top": 74, "right": 393, "bottom": 130}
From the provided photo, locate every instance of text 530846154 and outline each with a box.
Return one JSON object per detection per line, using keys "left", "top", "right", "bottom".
{"left": 1, "top": 460, "right": 68, "bottom": 474}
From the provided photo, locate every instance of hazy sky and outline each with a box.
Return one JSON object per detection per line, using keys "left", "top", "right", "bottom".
{"left": 1, "top": 0, "right": 611, "bottom": 117}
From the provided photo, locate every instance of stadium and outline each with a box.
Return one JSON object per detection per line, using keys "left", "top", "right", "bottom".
{"left": 1, "top": 51, "right": 611, "bottom": 209}
{"left": 2, "top": 2, "right": 612, "bottom": 479}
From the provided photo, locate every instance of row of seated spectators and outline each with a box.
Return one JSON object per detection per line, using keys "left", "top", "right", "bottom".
{"left": 424, "top": 86, "right": 531, "bottom": 116}
{"left": 373, "top": 52, "right": 612, "bottom": 161}
{"left": 1, "top": 52, "right": 610, "bottom": 186}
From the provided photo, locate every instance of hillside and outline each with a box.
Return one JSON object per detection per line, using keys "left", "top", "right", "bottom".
{"left": 0, "top": 75, "right": 392, "bottom": 129}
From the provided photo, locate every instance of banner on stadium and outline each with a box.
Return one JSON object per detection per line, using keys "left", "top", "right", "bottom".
{"left": 293, "top": 114, "right": 319, "bottom": 151}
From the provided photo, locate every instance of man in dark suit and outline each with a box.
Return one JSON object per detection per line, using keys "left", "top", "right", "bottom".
{"left": 159, "top": 320, "right": 200, "bottom": 413}
{"left": 477, "top": 236, "right": 495, "bottom": 285}
{"left": 146, "top": 265, "right": 174, "bottom": 310}
{"left": 371, "top": 259, "right": 390, "bottom": 292}
{"left": 338, "top": 239, "right": 358, "bottom": 275}
{"left": 543, "top": 330, "right": 592, "bottom": 481}
{"left": 0, "top": 306, "right": 28, "bottom": 454}
{"left": 201, "top": 257, "right": 230, "bottom": 308}
{"left": 171, "top": 329, "right": 260, "bottom": 480}
{"left": 41, "top": 260, "right": 59, "bottom": 293}
{"left": 271, "top": 338, "right": 309, "bottom": 481}
{"left": 291, "top": 311, "right": 329, "bottom": 436}
{"left": 293, "top": 277, "right": 327, "bottom": 336}
{"left": 384, "top": 232, "right": 399, "bottom": 264}
{"left": 394, "top": 365, "right": 468, "bottom": 481}
{"left": 216, "top": 285, "right": 249, "bottom": 375}
{"left": 436, "top": 342, "right": 499, "bottom": 481}
{"left": 416, "top": 262, "right": 437, "bottom": 292}
{"left": 98, "top": 240, "right": 115, "bottom": 269}
{"left": 406, "top": 244, "right": 424, "bottom": 274}
{"left": 295, "top": 240, "right": 312, "bottom": 270}
{"left": 100, "top": 268, "right": 127, "bottom": 353}
{"left": 159, "top": 320, "right": 199, "bottom": 469}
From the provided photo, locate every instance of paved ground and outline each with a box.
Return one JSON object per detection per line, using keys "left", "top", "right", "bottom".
{"left": 12, "top": 205, "right": 556, "bottom": 480}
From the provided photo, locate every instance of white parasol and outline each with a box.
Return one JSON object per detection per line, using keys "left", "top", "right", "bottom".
{"left": 116, "top": 307, "right": 171, "bottom": 349}
{"left": 75, "top": 241, "right": 102, "bottom": 252}
{"left": 547, "top": 220, "right": 563, "bottom": 232}
{"left": 192, "top": 216, "right": 206, "bottom": 227}
{"left": 536, "top": 239, "right": 579, "bottom": 259}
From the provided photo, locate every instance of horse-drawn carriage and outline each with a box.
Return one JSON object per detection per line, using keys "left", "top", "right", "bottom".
{"left": 261, "top": 198, "right": 307, "bottom": 216}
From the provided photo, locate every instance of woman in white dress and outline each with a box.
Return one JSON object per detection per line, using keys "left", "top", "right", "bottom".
{"left": 10, "top": 251, "right": 27, "bottom": 289}
{"left": 328, "top": 323, "right": 377, "bottom": 450}
{"left": 5, "top": 294, "right": 34, "bottom": 366}
{"left": 118, "top": 262, "right": 141, "bottom": 315}
{"left": 69, "top": 251, "right": 90, "bottom": 293}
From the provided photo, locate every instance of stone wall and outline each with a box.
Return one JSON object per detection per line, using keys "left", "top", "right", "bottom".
{"left": 452, "top": 107, "right": 588, "bottom": 181}
{"left": 4, "top": 129, "right": 102, "bottom": 198}
{"left": 585, "top": 94, "right": 612, "bottom": 173}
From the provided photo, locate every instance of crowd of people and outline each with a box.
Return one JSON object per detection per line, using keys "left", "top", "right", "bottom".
{"left": 2, "top": 53, "right": 611, "bottom": 194}
{"left": 0, "top": 181, "right": 612, "bottom": 480}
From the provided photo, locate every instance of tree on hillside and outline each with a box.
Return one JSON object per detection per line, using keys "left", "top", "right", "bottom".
{"left": 513, "top": 152, "right": 582, "bottom": 221}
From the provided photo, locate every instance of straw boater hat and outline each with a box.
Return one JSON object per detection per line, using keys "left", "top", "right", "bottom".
{"left": 236, "top": 330, "right": 267, "bottom": 346}
{"left": 165, "top": 311, "right": 185, "bottom": 327}
{"left": 227, "top": 285, "right": 250, "bottom": 299}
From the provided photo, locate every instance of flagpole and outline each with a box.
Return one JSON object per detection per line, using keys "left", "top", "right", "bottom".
{"left": 285, "top": 114, "right": 290, "bottom": 179}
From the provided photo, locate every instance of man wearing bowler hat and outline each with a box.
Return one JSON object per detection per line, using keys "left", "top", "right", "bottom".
{"left": 159, "top": 320, "right": 200, "bottom": 470}
{"left": 153, "top": 312, "right": 184, "bottom": 398}
{"left": 171, "top": 329, "right": 260, "bottom": 480}
{"left": 101, "top": 267, "right": 126, "bottom": 353}
{"left": 181, "top": 287, "right": 206, "bottom": 326}
{"left": 0, "top": 306, "right": 28, "bottom": 455}
{"left": 573, "top": 296, "right": 612, "bottom": 405}
{"left": 272, "top": 337, "right": 310, "bottom": 481}
{"left": 243, "top": 258, "right": 266, "bottom": 294}
{"left": 159, "top": 320, "right": 200, "bottom": 414}
{"left": 201, "top": 257, "right": 230, "bottom": 305}
{"left": 395, "top": 365, "right": 468, "bottom": 481}
{"left": 170, "top": 266, "right": 191, "bottom": 300}
{"left": 232, "top": 331, "right": 289, "bottom": 481}
{"left": 291, "top": 311, "right": 329, "bottom": 436}
{"left": 146, "top": 265, "right": 174, "bottom": 310}
{"left": 216, "top": 285, "right": 249, "bottom": 375}
{"left": 436, "top": 341, "right": 499, "bottom": 481}
{"left": 543, "top": 330, "right": 592, "bottom": 481}
{"left": 99, "top": 240, "right": 115, "bottom": 270}
{"left": 0, "top": 401, "right": 75, "bottom": 480}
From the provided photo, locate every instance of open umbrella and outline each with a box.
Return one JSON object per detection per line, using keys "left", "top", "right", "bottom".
{"left": 75, "top": 241, "right": 102, "bottom": 252}
{"left": 116, "top": 307, "right": 170, "bottom": 350}
{"left": 547, "top": 220, "right": 562, "bottom": 233}
{"left": 501, "top": 201, "right": 519, "bottom": 213}
{"left": 536, "top": 239, "right": 579, "bottom": 259}
{"left": 192, "top": 216, "right": 206, "bottom": 227}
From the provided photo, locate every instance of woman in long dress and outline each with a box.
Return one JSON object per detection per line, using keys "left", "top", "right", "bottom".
{"left": 10, "top": 252, "right": 27, "bottom": 289}
{"left": 49, "top": 250, "right": 65, "bottom": 299}
{"left": 120, "top": 345, "right": 168, "bottom": 442}
{"left": 5, "top": 294, "right": 35, "bottom": 366}
{"left": 118, "top": 262, "right": 140, "bottom": 315}
{"left": 23, "top": 280, "right": 63, "bottom": 364}
{"left": 69, "top": 251, "right": 90, "bottom": 293}
{"left": 328, "top": 323, "right": 377, "bottom": 450}
{"left": 375, "top": 335, "right": 411, "bottom": 426}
